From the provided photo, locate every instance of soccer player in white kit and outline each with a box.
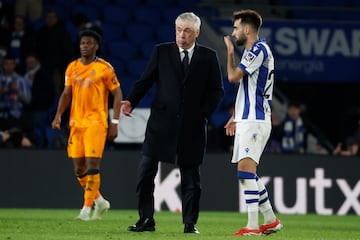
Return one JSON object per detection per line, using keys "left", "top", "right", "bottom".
{"left": 223, "top": 9, "right": 282, "bottom": 236}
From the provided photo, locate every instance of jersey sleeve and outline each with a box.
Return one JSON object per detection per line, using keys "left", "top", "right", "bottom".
{"left": 103, "top": 66, "right": 120, "bottom": 91}
{"left": 64, "top": 62, "right": 73, "bottom": 87}
{"left": 239, "top": 45, "right": 265, "bottom": 75}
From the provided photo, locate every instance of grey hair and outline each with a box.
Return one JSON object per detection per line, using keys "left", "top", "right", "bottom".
{"left": 175, "top": 12, "right": 201, "bottom": 30}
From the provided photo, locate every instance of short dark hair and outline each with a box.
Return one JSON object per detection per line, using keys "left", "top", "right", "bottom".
{"left": 233, "top": 9, "right": 262, "bottom": 31}
{"left": 79, "top": 29, "right": 101, "bottom": 44}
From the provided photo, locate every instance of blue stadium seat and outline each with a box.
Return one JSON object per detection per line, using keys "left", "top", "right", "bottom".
{"left": 290, "top": 9, "right": 332, "bottom": 20}
{"left": 133, "top": 7, "right": 162, "bottom": 25}
{"left": 140, "top": 41, "right": 156, "bottom": 59}
{"left": 161, "top": 7, "right": 183, "bottom": 23}
{"left": 156, "top": 24, "right": 174, "bottom": 42}
{"left": 271, "top": 0, "right": 290, "bottom": 4}
{"left": 289, "top": 0, "right": 318, "bottom": 6}
{"left": 107, "top": 41, "right": 138, "bottom": 61}
{"left": 337, "top": 12, "right": 360, "bottom": 21}
{"left": 197, "top": 6, "right": 219, "bottom": 18}
{"left": 111, "top": 0, "right": 143, "bottom": 8}
{"left": 83, "top": 0, "right": 109, "bottom": 9}
{"left": 71, "top": 5, "right": 101, "bottom": 21}
{"left": 125, "top": 23, "right": 155, "bottom": 45}
{"left": 318, "top": 0, "right": 350, "bottom": 7}
{"left": 119, "top": 75, "right": 137, "bottom": 96}
{"left": 101, "top": 23, "right": 123, "bottom": 42}
{"left": 174, "top": 0, "right": 198, "bottom": 9}
{"left": 107, "top": 58, "right": 126, "bottom": 76}
{"left": 146, "top": 0, "right": 176, "bottom": 7}
{"left": 127, "top": 59, "right": 149, "bottom": 77}
{"left": 352, "top": 0, "right": 360, "bottom": 7}
{"left": 103, "top": 6, "right": 131, "bottom": 25}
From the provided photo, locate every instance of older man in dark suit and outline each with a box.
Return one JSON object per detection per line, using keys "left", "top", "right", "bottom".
{"left": 121, "top": 12, "right": 224, "bottom": 234}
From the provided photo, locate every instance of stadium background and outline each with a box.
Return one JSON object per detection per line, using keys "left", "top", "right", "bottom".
{"left": 1, "top": 0, "right": 360, "bottom": 216}
{"left": 7, "top": 0, "right": 358, "bottom": 150}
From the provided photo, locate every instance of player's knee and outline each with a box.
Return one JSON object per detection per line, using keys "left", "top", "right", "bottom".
{"left": 74, "top": 166, "right": 87, "bottom": 176}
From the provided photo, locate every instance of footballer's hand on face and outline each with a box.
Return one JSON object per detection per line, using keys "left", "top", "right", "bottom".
{"left": 223, "top": 35, "right": 234, "bottom": 54}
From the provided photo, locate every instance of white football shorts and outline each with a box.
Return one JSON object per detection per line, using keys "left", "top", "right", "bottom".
{"left": 231, "top": 121, "right": 271, "bottom": 164}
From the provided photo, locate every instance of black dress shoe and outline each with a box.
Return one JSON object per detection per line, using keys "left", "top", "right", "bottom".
{"left": 184, "top": 224, "right": 200, "bottom": 234}
{"left": 128, "top": 218, "right": 155, "bottom": 232}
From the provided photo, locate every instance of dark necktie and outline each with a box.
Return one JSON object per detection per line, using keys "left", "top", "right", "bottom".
{"left": 182, "top": 50, "right": 189, "bottom": 74}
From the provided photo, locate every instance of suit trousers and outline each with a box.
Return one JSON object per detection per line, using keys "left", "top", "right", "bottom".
{"left": 136, "top": 155, "right": 202, "bottom": 225}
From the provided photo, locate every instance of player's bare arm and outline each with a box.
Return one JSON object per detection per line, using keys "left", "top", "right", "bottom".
{"left": 108, "top": 87, "right": 122, "bottom": 141}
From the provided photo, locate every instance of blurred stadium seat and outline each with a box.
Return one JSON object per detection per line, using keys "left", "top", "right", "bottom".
{"left": 133, "top": 7, "right": 162, "bottom": 25}
{"left": 125, "top": 23, "right": 156, "bottom": 45}
{"left": 103, "top": 6, "right": 131, "bottom": 25}
{"left": 107, "top": 40, "right": 139, "bottom": 61}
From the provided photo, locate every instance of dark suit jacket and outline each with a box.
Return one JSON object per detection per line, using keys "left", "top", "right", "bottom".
{"left": 127, "top": 42, "right": 224, "bottom": 166}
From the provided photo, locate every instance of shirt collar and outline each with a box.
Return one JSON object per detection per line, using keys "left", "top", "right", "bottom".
{"left": 179, "top": 44, "right": 195, "bottom": 62}
{"left": 179, "top": 44, "right": 195, "bottom": 55}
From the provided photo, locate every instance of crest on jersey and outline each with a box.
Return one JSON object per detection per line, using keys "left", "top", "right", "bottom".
{"left": 244, "top": 51, "right": 256, "bottom": 64}
{"left": 252, "top": 133, "right": 257, "bottom": 142}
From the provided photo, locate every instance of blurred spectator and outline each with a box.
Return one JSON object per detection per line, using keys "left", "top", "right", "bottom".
{"left": 8, "top": 15, "right": 36, "bottom": 73}
{"left": 0, "top": 0, "right": 12, "bottom": 62}
{"left": 333, "top": 120, "right": 360, "bottom": 156}
{"left": 24, "top": 52, "right": 55, "bottom": 148}
{"left": 14, "top": 0, "right": 42, "bottom": 22}
{"left": 0, "top": 127, "right": 32, "bottom": 148}
{"left": 35, "top": 8, "right": 74, "bottom": 94}
{"left": 265, "top": 108, "right": 282, "bottom": 153}
{"left": 0, "top": 54, "right": 31, "bottom": 129}
{"left": 278, "top": 101, "right": 306, "bottom": 153}
{"left": 0, "top": 43, "right": 7, "bottom": 69}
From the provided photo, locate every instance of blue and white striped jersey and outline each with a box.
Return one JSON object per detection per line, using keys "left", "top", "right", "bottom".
{"left": 234, "top": 39, "right": 274, "bottom": 124}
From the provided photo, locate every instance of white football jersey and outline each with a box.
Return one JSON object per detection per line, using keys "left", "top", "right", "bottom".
{"left": 234, "top": 39, "right": 274, "bottom": 124}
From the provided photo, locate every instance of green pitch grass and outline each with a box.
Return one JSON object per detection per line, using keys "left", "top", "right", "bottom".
{"left": 0, "top": 209, "right": 359, "bottom": 240}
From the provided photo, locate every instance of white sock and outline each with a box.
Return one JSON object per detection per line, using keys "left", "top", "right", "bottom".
{"left": 81, "top": 206, "right": 91, "bottom": 215}
{"left": 238, "top": 171, "right": 259, "bottom": 229}
{"left": 247, "top": 210, "right": 259, "bottom": 229}
{"left": 94, "top": 194, "right": 104, "bottom": 205}
{"left": 256, "top": 175, "right": 276, "bottom": 224}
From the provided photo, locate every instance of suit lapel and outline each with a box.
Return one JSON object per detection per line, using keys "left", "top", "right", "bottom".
{"left": 169, "top": 44, "right": 184, "bottom": 81}
{"left": 183, "top": 44, "right": 200, "bottom": 82}
{"left": 169, "top": 43, "right": 200, "bottom": 83}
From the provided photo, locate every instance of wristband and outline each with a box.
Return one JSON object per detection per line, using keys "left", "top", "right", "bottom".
{"left": 111, "top": 119, "right": 119, "bottom": 124}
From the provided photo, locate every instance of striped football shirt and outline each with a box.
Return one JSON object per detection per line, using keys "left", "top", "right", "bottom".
{"left": 234, "top": 39, "right": 274, "bottom": 124}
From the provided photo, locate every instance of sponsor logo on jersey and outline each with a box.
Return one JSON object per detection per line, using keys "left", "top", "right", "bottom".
{"left": 244, "top": 52, "right": 256, "bottom": 63}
